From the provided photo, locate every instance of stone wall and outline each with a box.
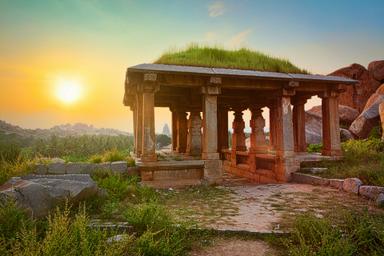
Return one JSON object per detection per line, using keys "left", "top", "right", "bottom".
{"left": 292, "top": 172, "right": 384, "bottom": 207}
{"left": 34, "top": 161, "right": 139, "bottom": 176}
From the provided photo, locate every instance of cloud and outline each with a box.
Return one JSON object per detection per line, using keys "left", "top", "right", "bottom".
{"left": 228, "top": 29, "right": 252, "bottom": 48}
{"left": 208, "top": 1, "right": 225, "bottom": 17}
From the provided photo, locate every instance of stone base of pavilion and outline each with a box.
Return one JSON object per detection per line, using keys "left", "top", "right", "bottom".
{"left": 135, "top": 150, "right": 341, "bottom": 188}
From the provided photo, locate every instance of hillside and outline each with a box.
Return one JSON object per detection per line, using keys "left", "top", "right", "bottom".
{"left": 0, "top": 120, "right": 130, "bottom": 138}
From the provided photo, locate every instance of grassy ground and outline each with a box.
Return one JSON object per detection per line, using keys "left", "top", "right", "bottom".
{"left": 302, "top": 138, "right": 384, "bottom": 186}
{"left": 155, "top": 44, "right": 308, "bottom": 74}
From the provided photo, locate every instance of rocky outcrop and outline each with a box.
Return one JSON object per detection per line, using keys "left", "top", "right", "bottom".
{"left": 368, "top": 60, "right": 384, "bottom": 83}
{"left": 0, "top": 174, "right": 100, "bottom": 218}
{"left": 307, "top": 105, "right": 359, "bottom": 127}
{"left": 329, "top": 63, "right": 381, "bottom": 112}
{"left": 349, "top": 84, "right": 384, "bottom": 138}
{"left": 380, "top": 102, "right": 384, "bottom": 140}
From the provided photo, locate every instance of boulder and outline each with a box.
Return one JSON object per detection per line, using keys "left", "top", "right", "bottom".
{"left": 340, "top": 128, "right": 353, "bottom": 141}
{"left": 349, "top": 84, "right": 384, "bottom": 138}
{"left": 368, "top": 60, "right": 384, "bottom": 82}
{"left": 359, "top": 185, "right": 384, "bottom": 200}
{"left": 0, "top": 174, "right": 99, "bottom": 218}
{"left": 329, "top": 63, "right": 381, "bottom": 112}
{"left": 305, "top": 111, "right": 322, "bottom": 144}
{"left": 307, "top": 105, "right": 359, "bottom": 126}
{"left": 110, "top": 161, "right": 127, "bottom": 174}
{"left": 380, "top": 102, "right": 384, "bottom": 140}
{"left": 342, "top": 178, "right": 362, "bottom": 194}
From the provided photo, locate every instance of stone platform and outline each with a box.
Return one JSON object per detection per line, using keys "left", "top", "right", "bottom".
{"left": 138, "top": 160, "right": 204, "bottom": 188}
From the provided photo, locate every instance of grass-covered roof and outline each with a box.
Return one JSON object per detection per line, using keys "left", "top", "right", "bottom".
{"left": 154, "top": 45, "right": 308, "bottom": 74}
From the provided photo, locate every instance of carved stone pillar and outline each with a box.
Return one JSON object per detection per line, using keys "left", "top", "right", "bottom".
{"left": 202, "top": 81, "right": 222, "bottom": 184}
{"left": 274, "top": 88, "right": 297, "bottom": 182}
{"left": 171, "top": 110, "right": 178, "bottom": 151}
{"left": 292, "top": 98, "right": 307, "bottom": 152}
{"left": 141, "top": 83, "right": 157, "bottom": 162}
{"left": 249, "top": 107, "right": 267, "bottom": 153}
{"left": 131, "top": 106, "right": 137, "bottom": 154}
{"left": 217, "top": 107, "right": 229, "bottom": 151}
{"left": 321, "top": 91, "right": 341, "bottom": 156}
{"left": 176, "top": 111, "right": 188, "bottom": 153}
{"left": 231, "top": 109, "right": 247, "bottom": 152}
{"left": 187, "top": 111, "right": 202, "bottom": 156}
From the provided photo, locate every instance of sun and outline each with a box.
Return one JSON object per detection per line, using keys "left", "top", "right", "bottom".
{"left": 55, "top": 78, "right": 83, "bottom": 104}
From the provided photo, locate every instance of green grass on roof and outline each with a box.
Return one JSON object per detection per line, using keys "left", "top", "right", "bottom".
{"left": 154, "top": 45, "right": 309, "bottom": 74}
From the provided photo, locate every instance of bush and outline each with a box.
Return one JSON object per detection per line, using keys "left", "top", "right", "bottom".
{"left": 0, "top": 158, "right": 35, "bottom": 185}
{"left": 307, "top": 144, "right": 322, "bottom": 153}
{"left": 101, "top": 148, "right": 126, "bottom": 162}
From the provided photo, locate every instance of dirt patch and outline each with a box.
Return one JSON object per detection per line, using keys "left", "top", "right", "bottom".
{"left": 189, "top": 238, "right": 275, "bottom": 256}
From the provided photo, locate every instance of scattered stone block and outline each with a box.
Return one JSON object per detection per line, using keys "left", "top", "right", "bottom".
{"left": 329, "top": 179, "right": 344, "bottom": 190}
{"left": 47, "top": 163, "right": 66, "bottom": 174}
{"left": 110, "top": 161, "right": 127, "bottom": 174}
{"left": 359, "top": 185, "right": 384, "bottom": 200}
{"left": 301, "top": 167, "right": 328, "bottom": 174}
{"left": 343, "top": 178, "right": 362, "bottom": 194}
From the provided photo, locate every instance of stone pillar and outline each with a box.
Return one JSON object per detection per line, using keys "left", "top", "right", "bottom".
{"left": 274, "top": 89, "right": 297, "bottom": 181}
{"left": 141, "top": 83, "right": 157, "bottom": 162}
{"left": 292, "top": 98, "right": 307, "bottom": 152}
{"left": 131, "top": 106, "right": 137, "bottom": 154}
{"left": 269, "top": 104, "right": 276, "bottom": 149}
{"left": 187, "top": 111, "right": 202, "bottom": 156}
{"left": 176, "top": 111, "right": 188, "bottom": 153}
{"left": 217, "top": 107, "right": 229, "bottom": 151}
{"left": 202, "top": 82, "right": 222, "bottom": 184}
{"left": 171, "top": 110, "right": 178, "bottom": 151}
{"left": 135, "top": 93, "right": 143, "bottom": 157}
{"left": 249, "top": 107, "right": 267, "bottom": 153}
{"left": 321, "top": 92, "right": 341, "bottom": 156}
{"left": 231, "top": 109, "right": 247, "bottom": 151}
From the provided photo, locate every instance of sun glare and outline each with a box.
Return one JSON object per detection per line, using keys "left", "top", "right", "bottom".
{"left": 55, "top": 78, "right": 83, "bottom": 104}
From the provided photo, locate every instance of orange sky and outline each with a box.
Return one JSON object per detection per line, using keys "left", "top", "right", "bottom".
{"left": 1, "top": 1, "right": 383, "bottom": 133}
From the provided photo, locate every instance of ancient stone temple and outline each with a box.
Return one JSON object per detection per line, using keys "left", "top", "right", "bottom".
{"left": 124, "top": 64, "right": 356, "bottom": 187}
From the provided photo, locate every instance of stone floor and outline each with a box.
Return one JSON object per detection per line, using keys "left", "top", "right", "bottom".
{"left": 165, "top": 172, "right": 380, "bottom": 234}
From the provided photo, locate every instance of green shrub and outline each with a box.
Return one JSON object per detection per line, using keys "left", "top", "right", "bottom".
{"left": 126, "top": 156, "right": 136, "bottom": 167}
{"left": 102, "top": 148, "right": 126, "bottom": 162}
{"left": 307, "top": 144, "right": 322, "bottom": 153}
{"left": 89, "top": 154, "right": 103, "bottom": 163}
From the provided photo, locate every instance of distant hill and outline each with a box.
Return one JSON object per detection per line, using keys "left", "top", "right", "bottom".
{"left": 0, "top": 120, "right": 131, "bottom": 138}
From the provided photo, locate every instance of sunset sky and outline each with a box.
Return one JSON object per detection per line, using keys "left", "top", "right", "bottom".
{"left": 1, "top": 0, "right": 383, "bottom": 133}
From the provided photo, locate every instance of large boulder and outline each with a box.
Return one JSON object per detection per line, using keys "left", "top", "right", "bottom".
{"left": 307, "top": 105, "right": 359, "bottom": 127}
{"left": 329, "top": 63, "right": 381, "bottom": 112}
{"left": 380, "top": 102, "right": 384, "bottom": 140}
{"left": 368, "top": 60, "right": 384, "bottom": 83}
{"left": 0, "top": 174, "right": 99, "bottom": 218}
{"left": 305, "top": 111, "right": 322, "bottom": 144}
{"left": 349, "top": 84, "right": 384, "bottom": 138}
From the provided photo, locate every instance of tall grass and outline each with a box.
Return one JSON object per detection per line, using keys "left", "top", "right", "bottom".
{"left": 283, "top": 210, "right": 384, "bottom": 255}
{"left": 155, "top": 44, "right": 308, "bottom": 74}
